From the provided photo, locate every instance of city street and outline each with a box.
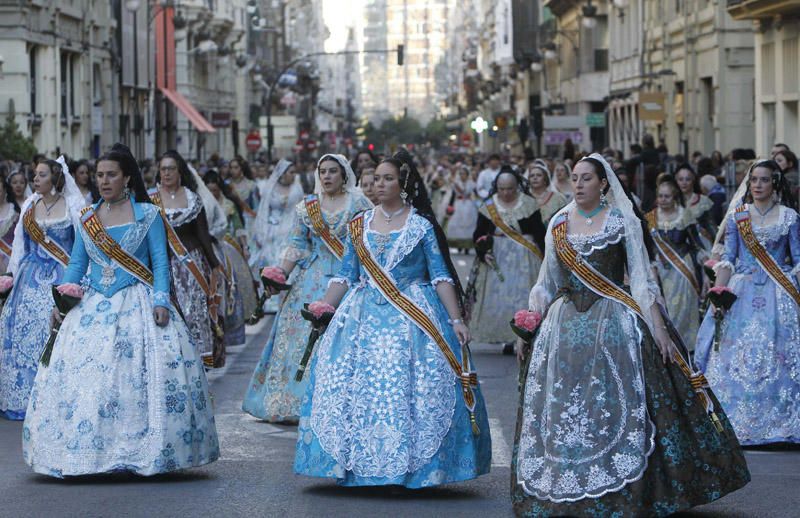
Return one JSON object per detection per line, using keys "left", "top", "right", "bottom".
{"left": 0, "top": 256, "right": 797, "bottom": 518}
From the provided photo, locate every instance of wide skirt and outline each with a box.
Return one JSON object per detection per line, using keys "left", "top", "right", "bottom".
{"left": 695, "top": 269, "right": 800, "bottom": 445}
{"left": 511, "top": 295, "right": 749, "bottom": 517}
{"left": 217, "top": 241, "right": 247, "bottom": 347}
{"left": 241, "top": 259, "right": 331, "bottom": 422}
{"left": 656, "top": 256, "right": 700, "bottom": 350}
{"left": 22, "top": 284, "right": 219, "bottom": 477}
{"left": 0, "top": 256, "right": 65, "bottom": 420}
{"left": 294, "top": 282, "right": 491, "bottom": 488}
{"left": 469, "top": 236, "right": 541, "bottom": 344}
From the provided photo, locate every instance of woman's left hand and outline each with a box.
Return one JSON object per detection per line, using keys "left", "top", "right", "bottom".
{"left": 153, "top": 306, "right": 170, "bottom": 327}
{"left": 653, "top": 325, "right": 676, "bottom": 364}
{"left": 453, "top": 321, "right": 471, "bottom": 346}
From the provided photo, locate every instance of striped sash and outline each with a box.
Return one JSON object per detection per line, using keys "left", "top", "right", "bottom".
{"left": 306, "top": 195, "right": 345, "bottom": 259}
{"left": 0, "top": 238, "right": 11, "bottom": 259}
{"left": 645, "top": 211, "right": 701, "bottom": 296}
{"left": 552, "top": 215, "right": 722, "bottom": 431}
{"left": 23, "top": 206, "right": 70, "bottom": 267}
{"left": 735, "top": 205, "right": 800, "bottom": 306}
{"left": 484, "top": 198, "right": 543, "bottom": 260}
{"left": 348, "top": 214, "right": 480, "bottom": 435}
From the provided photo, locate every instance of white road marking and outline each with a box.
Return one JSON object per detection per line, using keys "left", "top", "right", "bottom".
{"left": 490, "top": 417, "right": 511, "bottom": 468}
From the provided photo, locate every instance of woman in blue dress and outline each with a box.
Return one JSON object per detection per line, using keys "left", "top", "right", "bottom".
{"left": 696, "top": 159, "right": 800, "bottom": 445}
{"left": 294, "top": 149, "right": 491, "bottom": 488}
{"left": 0, "top": 157, "right": 83, "bottom": 420}
{"left": 22, "top": 144, "right": 219, "bottom": 477}
{"left": 242, "top": 154, "right": 372, "bottom": 422}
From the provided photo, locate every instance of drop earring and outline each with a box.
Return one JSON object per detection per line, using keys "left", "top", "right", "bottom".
{"left": 50, "top": 186, "right": 57, "bottom": 196}
{"left": 600, "top": 191, "right": 607, "bottom": 207}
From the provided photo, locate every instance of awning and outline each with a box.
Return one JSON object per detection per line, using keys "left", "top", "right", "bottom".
{"left": 159, "top": 87, "right": 216, "bottom": 133}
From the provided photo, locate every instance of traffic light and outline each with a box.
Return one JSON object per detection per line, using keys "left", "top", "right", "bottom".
{"left": 397, "top": 44, "right": 404, "bottom": 66}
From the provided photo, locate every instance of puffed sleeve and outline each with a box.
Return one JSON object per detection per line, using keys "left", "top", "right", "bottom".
{"left": 715, "top": 215, "right": 738, "bottom": 274}
{"left": 423, "top": 221, "right": 454, "bottom": 286}
{"left": 60, "top": 229, "right": 89, "bottom": 285}
{"left": 280, "top": 207, "right": 312, "bottom": 263}
{"left": 147, "top": 213, "right": 172, "bottom": 308}
{"left": 330, "top": 229, "right": 361, "bottom": 288}
{"left": 193, "top": 208, "right": 221, "bottom": 269}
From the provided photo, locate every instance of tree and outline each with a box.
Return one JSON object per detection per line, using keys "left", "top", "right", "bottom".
{"left": 0, "top": 100, "right": 37, "bottom": 161}
{"left": 424, "top": 118, "right": 449, "bottom": 148}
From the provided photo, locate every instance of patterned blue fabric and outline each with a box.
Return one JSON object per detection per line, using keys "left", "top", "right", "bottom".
{"left": 22, "top": 206, "right": 219, "bottom": 476}
{"left": 242, "top": 193, "right": 372, "bottom": 422}
{"left": 294, "top": 209, "right": 491, "bottom": 488}
{"left": 0, "top": 215, "right": 74, "bottom": 420}
{"left": 695, "top": 205, "right": 800, "bottom": 445}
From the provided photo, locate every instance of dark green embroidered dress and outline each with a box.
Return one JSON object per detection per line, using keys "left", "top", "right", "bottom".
{"left": 511, "top": 210, "right": 749, "bottom": 517}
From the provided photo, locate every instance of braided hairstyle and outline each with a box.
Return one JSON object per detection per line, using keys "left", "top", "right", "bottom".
{"left": 97, "top": 143, "right": 151, "bottom": 203}
{"left": 744, "top": 159, "right": 798, "bottom": 211}
{"left": 488, "top": 164, "right": 531, "bottom": 199}
{"left": 380, "top": 149, "right": 465, "bottom": 307}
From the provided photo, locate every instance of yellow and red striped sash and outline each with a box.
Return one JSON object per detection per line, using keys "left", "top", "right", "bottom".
{"left": 735, "top": 205, "right": 800, "bottom": 306}
{"left": 0, "top": 238, "right": 11, "bottom": 259}
{"left": 306, "top": 195, "right": 344, "bottom": 259}
{"left": 553, "top": 215, "right": 722, "bottom": 431}
{"left": 645, "top": 211, "right": 701, "bottom": 296}
{"left": 23, "top": 206, "right": 70, "bottom": 267}
{"left": 149, "top": 190, "right": 211, "bottom": 298}
{"left": 348, "top": 215, "right": 480, "bottom": 435}
{"left": 80, "top": 206, "right": 154, "bottom": 286}
{"left": 484, "top": 198, "right": 543, "bottom": 260}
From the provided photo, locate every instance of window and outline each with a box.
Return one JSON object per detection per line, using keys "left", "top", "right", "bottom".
{"left": 61, "top": 51, "right": 68, "bottom": 124}
{"left": 29, "top": 46, "right": 36, "bottom": 115}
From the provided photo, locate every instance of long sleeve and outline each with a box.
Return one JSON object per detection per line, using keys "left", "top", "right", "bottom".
{"left": 715, "top": 216, "right": 739, "bottom": 274}
{"left": 422, "top": 224, "right": 453, "bottom": 285}
{"left": 520, "top": 210, "right": 547, "bottom": 252}
{"left": 472, "top": 213, "right": 495, "bottom": 261}
{"left": 476, "top": 170, "right": 493, "bottom": 198}
{"left": 193, "top": 208, "right": 220, "bottom": 269}
{"left": 280, "top": 209, "right": 312, "bottom": 263}
{"left": 147, "top": 216, "right": 172, "bottom": 308}
{"left": 331, "top": 232, "right": 361, "bottom": 287}
{"left": 61, "top": 230, "right": 89, "bottom": 285}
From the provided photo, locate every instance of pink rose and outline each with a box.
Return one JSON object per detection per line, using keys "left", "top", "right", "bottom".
{"left": 703, "top": 259, "right": 718, "bottom": 268}
{"left": 514, "top": 310, "right": 542, "bottom": 332}
{"left": 308, "top": 301, "right": 335, "bottom": 319}
{"left": 0, "top": 276, "right": 13, "bottom": 293}
{"left": 260, "top": 266, "right": 287, "bottom": 285}
{"left": 56, "top": 283, "right": 84, "bottom": 299}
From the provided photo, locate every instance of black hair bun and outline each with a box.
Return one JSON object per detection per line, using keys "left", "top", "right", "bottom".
{"left": 393, "top": 148, "right": 414, "bottom": 164}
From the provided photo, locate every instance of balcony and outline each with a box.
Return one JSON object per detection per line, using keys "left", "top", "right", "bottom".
{"left": 727, "top": 0, "right": 800, "bottom": 19}
{"left": 543, "top": 0, "right": 584, "bottom": 17}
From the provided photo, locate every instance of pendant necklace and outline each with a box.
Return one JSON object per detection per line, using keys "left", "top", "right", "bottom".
{"left": 379, "top": 205, "right": 406, "bottom": 223}
{"left": 105, "top": 193, "right": 130, "bottom": 212}
{"left": 43, "top": 194, "right": 62, "bottom": 216}
{"left": 163, "top": 185, "right": 180, "bottom": 200}
{"left": 753, "top": 201, "right": 776, "bottom": 225}
{"left": 577, "top": 203, "right": 604, "bottom": 226}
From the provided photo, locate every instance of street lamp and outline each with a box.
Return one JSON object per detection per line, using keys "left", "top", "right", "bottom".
{"left": 582, "top": 1, "right": 598, "bottom": 28}
{"left": 530, "top": 59, "right": 543, "bottom": 72}
{"left": 124, "top": 0, "right": 142, "bottom": 11}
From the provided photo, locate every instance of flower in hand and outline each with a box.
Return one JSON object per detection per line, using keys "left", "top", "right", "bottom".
{"left": 514, "top": 310, "right": 542, "bottom": 332}
{"left": 261, "top": 266, "right": 287, "bottom": 285}
{"left": 308, "top": 301, "right": 336, "bottom": 319}
{"left": 704, "top": 259, "right": 718, "bottom": 269}
{"left": 446, "top": 205, "right": 455, "bottom": 216}
{"left": 0, "top": 275, "right": 13, "bottom": 294}
{"left": 56, "top": 283, "right": 84, "bottom": 299}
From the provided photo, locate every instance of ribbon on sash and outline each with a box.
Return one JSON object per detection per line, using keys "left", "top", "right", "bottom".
{"left": 149, "top": 189, "right": 221, "bottom": 332}
{"left": 305, "top": 195, "right": 345, "bottom": 259}
{"left": 348, "top": 215, "right": 480, "bottom": 435}
{"left": 735, "top": 205, "right": 800, "bottom": 306}
{"left": 645, "top": 211, "right": 701, "bottom": 296}
{"left": 552, "top": 216, "right": 723, "bottom": 432}
{"left": 484, "top": 198, "right": 543, "bottom": 260}
{"left": 23, "top": 206, "right": 70, "bottom": 267}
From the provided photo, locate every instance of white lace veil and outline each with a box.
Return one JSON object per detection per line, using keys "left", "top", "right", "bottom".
{"left": 9, "top": 156, "right": 85, "bottom": 276}
{"left": 314, "top": 154, "right": 359, "bottom": 195}
{"left": 531, "top": 159, "right": 558, "bottom": 194}
{"left": 187, "top": 163, "right": 227, "bottom": 239}
{"left": 252, "top": 159, "right": 303, "bottom": 241}
{"left": 529, "top": 153, "right": 656, "bottom": 333}
{"left": 711, "top": 161, "right": 758, "bottom": 256}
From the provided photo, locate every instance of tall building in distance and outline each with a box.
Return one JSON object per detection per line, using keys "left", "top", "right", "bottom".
{"left": 360, "top": 0, "right": 451, "bottom": 124}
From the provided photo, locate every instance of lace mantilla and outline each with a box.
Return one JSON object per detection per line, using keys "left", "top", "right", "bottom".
{"left": 749, "top": 205, "right": 797, "bottom": 245}
{"left": 0, "top": 203, "right": 17, "bottom": 237}
{"left": 479, "top": 194, "right": 539, "bottom": 231}
{"left": 164, "top": 188, "right": 203, "bottom": 227}
{"left": 364, "top": 208, "right": 431, "bottom": 273}
{"left": 567, "top": 210, "right": 625, "bottom": 255}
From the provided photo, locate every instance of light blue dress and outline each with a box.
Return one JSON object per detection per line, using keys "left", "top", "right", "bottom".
{"left": 294, "top": 209, "right": 491, "bottom": 488}
{"left": 22, "top": 200, "right": 219, "bottom": 477}
{"left": 0, "top": 213, "right": 74, "bottom": 420}
{"left": 695, "top": 204, "right": 800, "bottom": 445}
{"left": 242, "top": 193, "right": 372, "bottom": 422}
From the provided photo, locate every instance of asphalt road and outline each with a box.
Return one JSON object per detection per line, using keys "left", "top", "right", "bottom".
{"left": 0, "top": 255, "right": 798, "bottom": 517}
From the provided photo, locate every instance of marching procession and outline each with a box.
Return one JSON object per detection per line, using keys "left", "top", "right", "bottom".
{"left": 0, "top": 141, "right": 797, "bottom": 517}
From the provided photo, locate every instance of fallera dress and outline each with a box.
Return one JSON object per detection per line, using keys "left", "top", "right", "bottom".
{"left": 242, "top": 193, "right": 372, "bottom": 422}
{"left": 22, "top": 200, "right": 219, "bottom": 477}
{"left": 0, "top": 213, "right": 74, "bottom": 420}
{"left": 0, "top": 204, "right": 19, "bottom": 274}
{"left": 445, "top": 179, "right": 478, "bottom": 250}
{"left": 294, "top": 208, "right": 491, "bottom": 487}
{"left": 695, "top": 204, "right": 800, "bottom": 445}
{"left": 512, "top": 209, "right": 749, "bottom": 517}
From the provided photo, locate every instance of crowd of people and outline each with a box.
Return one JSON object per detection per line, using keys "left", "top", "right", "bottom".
{"left": 0, "top": 136, "right": 797, "bottom": 516}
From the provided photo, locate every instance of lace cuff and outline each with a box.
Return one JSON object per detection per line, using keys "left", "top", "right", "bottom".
{"left": 431, "top": 276, "right": 454, "bottom": 287}
{"left": 713, "top": 260, "right": 734, "bottom": 274}
{"left": 328, "top": 277, "right": 350, "bottom": 288}
{"left": 281, "top": 246, "right": 309, "bottom": 263}
{"left": 153, "top": 291, "right": 171, "bottom": 308}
